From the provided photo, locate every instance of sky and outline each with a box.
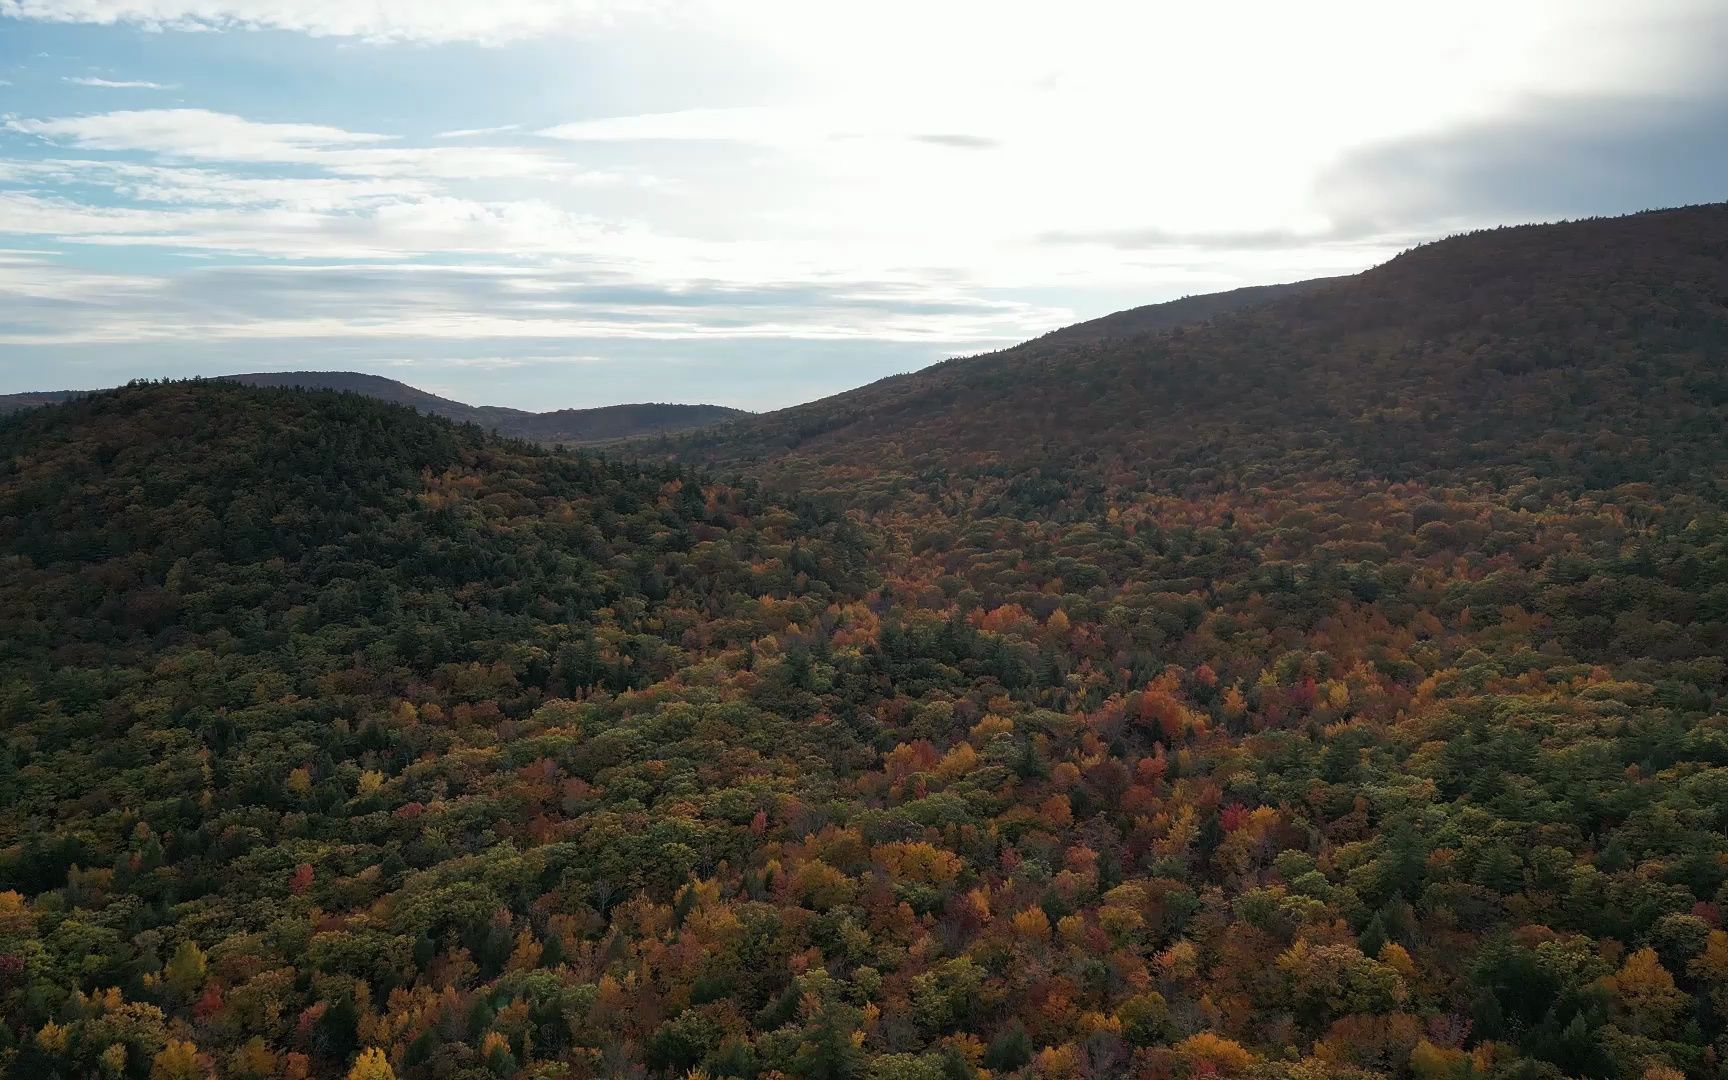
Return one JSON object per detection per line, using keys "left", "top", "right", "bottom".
{"left": 1, "top": 1, "right": 1725, "bottom": 411}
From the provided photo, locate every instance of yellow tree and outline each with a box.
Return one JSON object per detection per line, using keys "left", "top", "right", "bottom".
{"left": 1610, "top": 947, "right": 1686, "bottom": 1036}
{"left": 163, "top": 939, "right": 207, "bottom": 1001}
{"left": 347, "top": 1047, "right": 396, "bottom": 1080}
{"left": 1691, "top": 930, "right": 1728, "bottom": 1020}
{"left": 1011, "top": 905, "right": 1051, "bottom": 945}
{"left": 149, "top": 1040, "right": 203, "bottom": 1080}
{"left": 228, "top": 1036, "right": 277, "bottom": 1080}
{"left": 1175, "top": 1033, "right": 1256, "bottom": 1075}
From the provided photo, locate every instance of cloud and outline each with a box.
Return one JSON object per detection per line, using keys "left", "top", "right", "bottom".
{"left": 0, "top": 159, "right": 439, "bottom": 210}
{"left": 0, "top": 188, "right": 647, "bottom": 259}
{"left": 5, "top": 109, "right": 631, "bottom": 181}
{"left": 8, "top": 108, "right": 389, "bottom": 159}
{"left": 539, "top": 105, "right": 1006, "bottom": 153}
{"left": 436, "top": 124, "right": 523, "bottom": 139}
{"left": 1305, "top": 6, "right": 1728, "bottom": 236}
{"left": 539, "top": 106, "right": 799, "bottom": 144}
{"left": 0, "top": 0, "right": 654, "bottom": 44}
{"left": 0, "top": 250, "right": 1065, "bottom": 350}
{"left": 909, "top": 134, "right": 999, "bottom": 150}
{"left": 1314, "top": 89, "right": 1728, "bottom": 235}
{"left": 64, "top": 76, "right": 174, "bottom": 89}
{"left": 1039, "top": 10, "right": 1728, "bottom": 258}
{"left": 370, "top": 353, "right": 609, "bottom": 368}
{"left": 1037, "top": 224, "right": 1380, "bottom": 252}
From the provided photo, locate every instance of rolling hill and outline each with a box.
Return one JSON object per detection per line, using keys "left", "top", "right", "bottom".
{"left": 0, "top": 370, "right": 747, "bottom": 444}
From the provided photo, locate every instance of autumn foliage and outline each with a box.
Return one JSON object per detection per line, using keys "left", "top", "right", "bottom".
{"left": 7, "top": 204, "right": 1728, "bottom": 1078}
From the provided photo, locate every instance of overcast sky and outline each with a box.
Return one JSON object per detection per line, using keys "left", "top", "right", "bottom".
{"left": 1, "top": 1, "right": 1724, "bottom": 410}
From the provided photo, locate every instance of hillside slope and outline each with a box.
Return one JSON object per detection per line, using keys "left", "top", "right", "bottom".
{"left": 652, "top": 271, "right": 1349, "bottom": 473}
{"left": 673, "top": 204, "right": 1728, "bottom": 504}
{"left": 0, "top": 382, "right": 877, "bottom": 1075}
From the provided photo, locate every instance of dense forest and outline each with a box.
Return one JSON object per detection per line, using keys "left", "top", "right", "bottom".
{"left": 5, "top": 205, "right": 1728, "bottom": 1080}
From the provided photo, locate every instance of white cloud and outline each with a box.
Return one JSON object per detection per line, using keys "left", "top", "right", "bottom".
{"left": 0, "top": 249, "right": 1067, "bottom": 351}
{"left": 0, "top": 159, "right": 437, "bottom": 209}
{"left": 538, "top": 104, "right": 1003, "bottom": 153}
{"left": 541, "top": 106, "right": 820, "bottom": 145}
{"left": 436, "top": 124, "right": 522, "bottom": 139}
{"left": 0, "top": 188, "right": 646, "bottom": 259}
{"left": 371, "top": 354, "right": 609, "bottom": 368}
{"left": 0, "top": 0, "right": 657, "bottom": 43}
{"left": 8, "top": 109, "right": 388, "bottom": 159}
{"left": 65, "top": 76, "right": 174, "bottom": 89}
{"left": 5, "top": 109, "right": 633, "bottom": 182}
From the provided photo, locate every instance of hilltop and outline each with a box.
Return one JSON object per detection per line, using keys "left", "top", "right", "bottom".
{"left": 1030, "top": 277, "right": 1343, "bottom": 348}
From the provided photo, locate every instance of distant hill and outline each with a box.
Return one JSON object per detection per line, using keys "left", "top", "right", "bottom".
{"left": 666, "top": 204, "right": 1728, "bottom": 503}
{"left": 220, "top": 371, "right": 750, "bottom": 444}
{"left": 0, "top": 390, "right": 84, "bottom": 415}
{"left": 0, "top": 370, "right": 747, "bottom": 444}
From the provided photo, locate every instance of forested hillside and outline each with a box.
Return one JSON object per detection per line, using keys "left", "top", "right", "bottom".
{"left": 0, "top": 384, "right": 872, "bottom": 1078}
{"left": 5, "top": 205, "right": 1728, "bottom": 1080}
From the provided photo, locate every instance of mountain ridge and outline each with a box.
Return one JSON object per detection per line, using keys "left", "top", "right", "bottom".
{"left": 628, "top": 271, "right": 1348, "bottom": 464}
{"left": 0, "top": 370, "right": 749, "bottom": 445}
{"left": 661, "top": 203, "right": 1728, "bottom": 504}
